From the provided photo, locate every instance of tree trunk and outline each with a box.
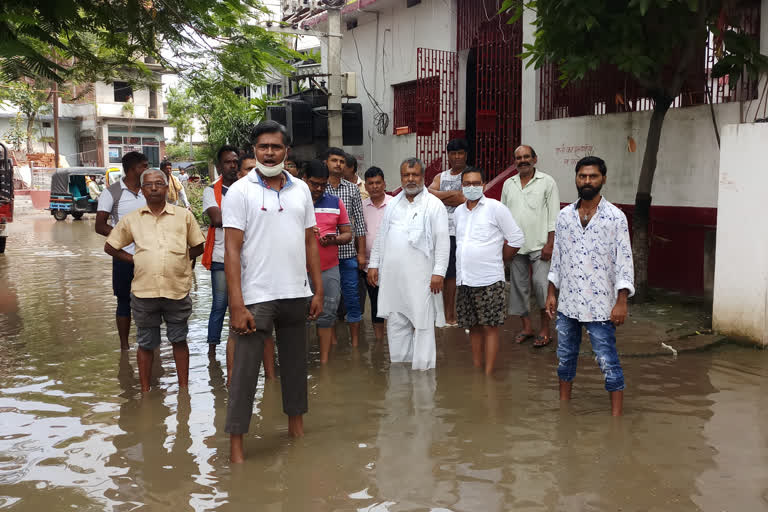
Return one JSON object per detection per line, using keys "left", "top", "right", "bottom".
{"left": 632, "top": 99, "right": 671, "bottom": 303}
{"left": 26, "top": 114, "right": 36, "bottom": 153}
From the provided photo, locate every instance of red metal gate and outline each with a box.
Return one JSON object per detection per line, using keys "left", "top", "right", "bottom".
{"left": 458, "top": 0, "right": 522, "bottom": 180}
{"left": 416, "top": 48, "right": 458, "bottom": 182}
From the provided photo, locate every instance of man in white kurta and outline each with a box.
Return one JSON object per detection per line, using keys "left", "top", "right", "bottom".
{"left": 368, "top": 158, "right": 450, "bottom": 370}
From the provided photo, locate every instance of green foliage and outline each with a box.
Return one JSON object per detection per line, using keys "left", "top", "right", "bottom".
{"left": 0, "top": 81, "right": 52, "bottom": 152}
{"left": 165, "top": 143, "right": 209, "bottom": 162}
{"left": 166, "top": 87, "right": 196, "bottom": 144}
{"left": 0, "top": 0, "right": 301, "bottom": 88}
{"left": 185, "top": 182, "right": 207, "bottom": 226}
{"left": 2, "top": 113, "right": 27, "bottom": 150}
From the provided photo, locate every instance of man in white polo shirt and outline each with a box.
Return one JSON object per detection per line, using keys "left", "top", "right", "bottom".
{"left": 222, "top": 121, "right": 323, "bottom": 463}
{"left": 95, "top": 151, "right": 148, "bottom": 350}
{"left": 455, "top": 167, "right": 525, "bottom": 375}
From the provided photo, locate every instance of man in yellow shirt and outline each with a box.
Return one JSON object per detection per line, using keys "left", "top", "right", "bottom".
{"left": 104, "top": 168, "right": 205, "bottom": 393}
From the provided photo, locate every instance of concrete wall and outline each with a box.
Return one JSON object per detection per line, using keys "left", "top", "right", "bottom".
{"left": 336, "top": 0, "right": 456, "bottom": 184}
{"left": 519, "top": 5, "right": 767, "bottom": 208}
{"left": 94, "top": 80, "right": 164, "bottom": 120}
{"left": 712, "top": 123, "right": 768, "bottom": 345}
{"left": 0, "top": 116, "right": 80, "bottom": 166}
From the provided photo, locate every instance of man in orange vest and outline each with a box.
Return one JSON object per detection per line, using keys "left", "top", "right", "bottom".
{"left": 202, "top": 146, "right": 242, "bottom": 358}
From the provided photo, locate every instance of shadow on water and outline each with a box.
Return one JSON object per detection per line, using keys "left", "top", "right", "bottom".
{"left": 1, "top": 216, "right": 768, "bottom": 510}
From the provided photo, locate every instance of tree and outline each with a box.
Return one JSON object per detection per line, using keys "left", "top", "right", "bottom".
{"left": 1, "top": 0, "right": 298, "bottom": 87}
{"left": 0, "top": 82, "right": 52, "bottom": 152}
{"left": 165, "top": 87, "right": 196, "bottom": 145}
{"left": 502, "top": 0, "right": 768, "bottom": 300}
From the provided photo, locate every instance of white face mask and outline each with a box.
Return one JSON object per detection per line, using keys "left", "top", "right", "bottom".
{"left": 463, "top": 185, "right": 483, "bottom": 201}
{"left": 255, "top": 159, "right": 285, "bottom": 177}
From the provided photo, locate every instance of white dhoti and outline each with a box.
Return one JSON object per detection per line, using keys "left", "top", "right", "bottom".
{"left": 369, "top": 189, "right": 450, "bottom": 371}
{"left": 387, "top": 312, "right": 437, "bottom": 370}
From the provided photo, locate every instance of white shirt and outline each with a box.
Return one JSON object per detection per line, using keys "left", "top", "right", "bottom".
{"left": 454, "top": 196, "right": 525, "bottom": 287}
{"left": 222, "top": 170, "right": 316, "bottom": 306}
{"left": 369, "top": 190, "right": 449, "bottom": 329}
{"left": 202, "top": 184, "right": 229, "bottom": 264}
{"left": 547, "top": 198, "right": 635, "bottom": 322}
{"left": 97, "top": 178, "right": 146, "bottom": 254}
{"left": 179, "top": 173, "right": 189, "bottom": 184}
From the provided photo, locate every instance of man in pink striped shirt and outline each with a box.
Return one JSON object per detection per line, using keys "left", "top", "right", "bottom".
{"left": 361, "top": 167, "right": 392, "bottom": 340}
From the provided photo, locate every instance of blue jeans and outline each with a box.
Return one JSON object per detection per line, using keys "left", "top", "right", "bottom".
{"left": 207, "top": 262, "right": 228, "bottom": 345}
{"left": 338, "top": 257, "right": 362, "bottom": 323}
{"left": 556, "top": 312, "right": 625, "bottom": 392}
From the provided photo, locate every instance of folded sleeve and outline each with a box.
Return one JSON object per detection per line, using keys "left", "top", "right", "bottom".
{"left": 431, "top": 202, "right": 450, "bottom": 277}
{"left": 614, "top": 212, "right": 635, "bottom": 297}
{"left": 546, "top": 178, "right": 561, "bottom": 232}
{"left": 497, "top": 203, "right": 525, "bottom": 248}
{"left": 222, "top": 185, "right": 247, "bottom": 231}
{"left": 105, "top": 216, "right": 134, "bottom": 250}
{"left": 547, "top": 213, "right": 564, "bottom": 289}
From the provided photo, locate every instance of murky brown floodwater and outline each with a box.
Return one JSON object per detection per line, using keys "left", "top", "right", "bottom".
{"left": 2, "top": 212, "right": 768, "bottom": 511}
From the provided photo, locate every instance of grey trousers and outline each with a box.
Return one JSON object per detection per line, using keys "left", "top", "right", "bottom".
{"left": 225, "top": 298, "right": 309, "bottom": 435}
{"left": 508, "top": 250, "right": 551, "bottom": 317}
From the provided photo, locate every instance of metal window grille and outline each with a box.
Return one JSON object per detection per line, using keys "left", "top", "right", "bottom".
{"left": 392, "top": 80, "right": 418, "bottom": 134}
{"left": 539, "top": 4, "right": 760, "bottom": 121}
{"left": 416, "top": 48, "right": 458, "bottom": 180}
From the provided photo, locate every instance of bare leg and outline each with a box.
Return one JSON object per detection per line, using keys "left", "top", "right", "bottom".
{"left": 610, "top": 390, "right": 623, "bottom": 417}
{"left": 373, "top": 323, "right": 385, "bottom": 341}
{"left": 226, "top": 334, "right": 234, "bottom": 388}
{"left": 208, "top": 343, "right": 216, "bottom": 358}
{"left": 349, "top": 321, "right": 360, "bottom": 347}
{"left": 230, "top": 434, "right": 244, "bottom": 463}
{"left": 288, "top": 414, "right": 304, "bottom": 437}
{"left": 331, "top": 323, "right": 338, "bottom": 345}
{"left": 317, "top": 327, "right": 333, "bottom": 363}
{"left": 559, "top": 380, "right": 573, "bottom": 401}
{"left": 444, "top": 278, "right": 457, "bottom": 324}
{"left": 137, "top": 347, "right": 154, "bottom": 393}
{"left": 263, "top": 338, "right": 276, "bottom": 379}
{"left": 117, "top": 315, "right": 131, "bottom": 351}
{"left": 172, "top": 342, "right": 189, "bottom": 388}
{"left": 483, "top": 325, "right": 500, "bottom": 375}
{"left": 469, "top": 325, "right": 484, "bottom": 368}
{"left": 537, "top": 309, "right": 550, "bottom": 338}
{"left": 520, "top": 315, "right": 534, "bottom": 336}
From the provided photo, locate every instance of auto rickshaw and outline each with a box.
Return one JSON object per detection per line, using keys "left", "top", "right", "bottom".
{"left": 49, "top": 167, "right": 107, "bottom": 221}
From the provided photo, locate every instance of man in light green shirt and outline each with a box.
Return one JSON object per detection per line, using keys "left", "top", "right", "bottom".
{"left": 500, "top": 145, "right": 560, "bottom": 347}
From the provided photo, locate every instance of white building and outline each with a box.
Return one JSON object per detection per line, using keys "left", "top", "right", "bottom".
{"left": 0, "top": 60, "right": 168, "bottom": 169}
{"left": 302, "top": 0, "right": 767, "bottom": 294}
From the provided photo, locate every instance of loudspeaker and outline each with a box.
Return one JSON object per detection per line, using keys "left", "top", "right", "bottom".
{"left": 342, "top": 103, "right": 363, "bottom": 146}
{"left": 286, "top": 101, "right": 313, "bottom": 145}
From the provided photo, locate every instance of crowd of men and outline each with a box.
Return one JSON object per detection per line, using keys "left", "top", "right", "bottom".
{"left": 96, "top": 120, "right": 634, "bottom": 462}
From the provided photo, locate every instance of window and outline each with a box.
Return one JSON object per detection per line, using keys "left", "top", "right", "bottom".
{"left": 392, "top": 80, "right": 418, "bottom": 134}
{"left": 113, "top": 82, "right": 133, "bottom": 102}
{"left": 266, "top": 84, "right": 282, "bottom": 98}
{"left": 108, "top": 146, "right": 122, "bottom": 164}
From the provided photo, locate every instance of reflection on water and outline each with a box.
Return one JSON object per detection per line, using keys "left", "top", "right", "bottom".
{"left": 1, "top": 217, "right": 768, "bottom": 511}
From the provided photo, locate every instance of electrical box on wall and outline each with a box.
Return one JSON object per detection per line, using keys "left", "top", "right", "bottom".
{"left": 342, "top": 72, "right": 357, "bottom": 98}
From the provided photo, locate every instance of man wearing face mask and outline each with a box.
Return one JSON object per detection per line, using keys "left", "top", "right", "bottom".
{"left": 545, "top": 156, "right": 634, "bottom": 417}
{"left": 368, "top": 158, "right": 449, "bottom": 370}
{"left": 500, "top": 145, "right": 560, "bottom": 348}
{"left": 222, "top": 121, "right": 324, "bottom": 463}
{"left": 454, "top": 167, "right": 525, "bottom": 375}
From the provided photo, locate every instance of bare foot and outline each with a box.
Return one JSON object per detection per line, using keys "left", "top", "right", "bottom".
{"left": 230, "top": 434, "right": 245, "bottom": 463}
{"left": 288, "top": 415, "right": 304, "bottom": 437}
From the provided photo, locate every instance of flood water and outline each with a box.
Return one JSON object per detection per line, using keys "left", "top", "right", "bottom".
{"left": 1, "top": 214, "right": 768, "bottom": 511}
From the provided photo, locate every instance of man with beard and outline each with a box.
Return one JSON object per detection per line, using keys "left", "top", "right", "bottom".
{"left": 368, "top": 158, "right": 449, "bottom": 370}
{"left": 428, "top": 138, "right": 469, "bottom": 326}
{"left": 223, "top": 121, "right": 323, "bottom": 462}
{"left": 500, "top": 145, "right": 560, "bottom": 347}
{"left": 545, "top": 156, "right": 634, "bottom": 417}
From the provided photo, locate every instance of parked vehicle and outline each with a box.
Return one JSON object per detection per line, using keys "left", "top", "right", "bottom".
{"left": 49, "top": 167, "right": 107, "bottom": 221}
{"left": 0, "top": 142, "right": 13, "bottom": 253}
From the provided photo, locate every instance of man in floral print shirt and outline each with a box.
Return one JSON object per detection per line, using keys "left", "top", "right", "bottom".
{"left": 545, "top": 156, "right": 634, "bottom": 417}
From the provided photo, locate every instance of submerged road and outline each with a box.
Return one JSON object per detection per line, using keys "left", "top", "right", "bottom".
{"left": 1, "top": 208, "right": 767, "bottom": 511}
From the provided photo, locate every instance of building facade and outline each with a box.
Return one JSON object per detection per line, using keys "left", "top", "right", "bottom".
{"left": 309, "top": 0, "right": 767, "bottom": 294}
